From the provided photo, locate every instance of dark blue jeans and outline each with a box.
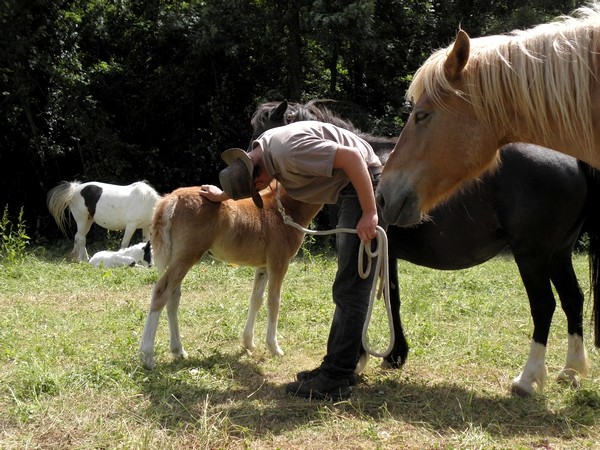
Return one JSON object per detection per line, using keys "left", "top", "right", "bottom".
{"left": 320, "top": 182, "right": 385, "bottom": 379}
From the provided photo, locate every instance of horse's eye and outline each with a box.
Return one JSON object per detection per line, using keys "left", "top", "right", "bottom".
{"left": 414, "top": 111, "right": 429, "bottom": 124}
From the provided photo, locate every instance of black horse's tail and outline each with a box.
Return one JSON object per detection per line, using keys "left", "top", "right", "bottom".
{"left": 582, "top": 162, "right": 600, "bottom": 347}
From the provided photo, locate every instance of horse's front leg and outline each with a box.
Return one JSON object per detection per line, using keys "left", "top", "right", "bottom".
{"left": 381, "top": 258, "right": 409, "bottom": 369}
{"left": 558, "top": 334, "right": 590, "bottom": 386}
{"left": 550, "top": 261, "right": 590, "bottom": 386}
{"left": 264, "top": 262, "right": 288, "bottom": 357}
{"left": 242, "top": 268, "right": 268, "bottom": 353}
{"left": 510, "top": 259, "right": 554, "bottom": 396}
{"left": 120, "top": 223, "right": 137, "bottom": 249}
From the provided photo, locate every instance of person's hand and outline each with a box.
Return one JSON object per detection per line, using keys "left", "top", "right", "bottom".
{"left": 199, "top": 184, "right": 229, "bottom": 203}
{"left": 356, "top": 211, "right": 378, "bottom": 242}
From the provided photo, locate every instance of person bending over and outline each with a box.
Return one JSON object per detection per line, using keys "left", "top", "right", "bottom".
{"left": 199, "top": 120, "right": 384, "bottom": 400}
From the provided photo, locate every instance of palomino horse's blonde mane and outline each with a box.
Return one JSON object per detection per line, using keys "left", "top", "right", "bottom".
{"left": 407, "top": 4, "right": 600, "bottom": 159}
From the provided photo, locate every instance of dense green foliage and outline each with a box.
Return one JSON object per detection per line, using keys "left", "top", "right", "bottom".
{"left": 0, "top": 0, "right": 585, "bottom": 241}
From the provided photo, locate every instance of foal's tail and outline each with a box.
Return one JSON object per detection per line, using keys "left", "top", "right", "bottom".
{"left": 582, "top": 163, "right": 600, "bottom": 347}
{"left": 149, "top": 194, "right": 176, "bottom": 274}
{"left": 46, "top": 181, "right": 78, "bottom": 236}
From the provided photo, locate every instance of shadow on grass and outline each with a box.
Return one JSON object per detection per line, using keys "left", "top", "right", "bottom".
{"left": 130, "top": 351, "right": 599, "bottom": 441}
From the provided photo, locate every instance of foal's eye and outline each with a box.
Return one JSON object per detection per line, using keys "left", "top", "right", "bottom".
{"left": 414, "top": 111, "right": 429, "bottom": 124}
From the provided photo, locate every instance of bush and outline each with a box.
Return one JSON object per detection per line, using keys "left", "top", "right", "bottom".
{"left": 0, "top": 205, "right": 30, "bottom": 265}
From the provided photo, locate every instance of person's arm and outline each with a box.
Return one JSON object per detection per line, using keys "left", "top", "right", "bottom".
{"left": 199, "top": 184, "right": 230, "bottom": 203}
{"left": 333, "top": 146, "right": 378, "bottom": 241}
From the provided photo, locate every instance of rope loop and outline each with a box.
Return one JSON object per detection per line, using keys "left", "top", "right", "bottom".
{"left": 275, "top": 183, "right": 395, "bottom": 358}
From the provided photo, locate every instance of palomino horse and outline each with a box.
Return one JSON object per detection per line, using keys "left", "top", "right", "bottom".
{"left": 251, "top": 100, "right": 600, "bottom": 395}
{"left": 377, "top": 5, "right": 600, "bottom": 227}
{"left": 139, "top": 183, "right": 322, "bottom": 369}
{"left": 47, "top": 181, "right": 160, "bottom": 261}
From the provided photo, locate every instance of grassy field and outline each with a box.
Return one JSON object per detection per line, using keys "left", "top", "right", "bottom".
{"left": 0, "top": 245, "right": 599, "bottom": 449}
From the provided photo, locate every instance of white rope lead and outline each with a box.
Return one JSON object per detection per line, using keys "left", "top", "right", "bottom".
{"left": 275, "top": 184, "right": 395, "bottom": 358}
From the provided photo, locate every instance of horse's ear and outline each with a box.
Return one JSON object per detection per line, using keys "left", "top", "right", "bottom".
{"left": 272, "top": 100, "right": 288, "bottom": 120}
{"left": 444, "top": 30, "right": 470, "bottom": 81}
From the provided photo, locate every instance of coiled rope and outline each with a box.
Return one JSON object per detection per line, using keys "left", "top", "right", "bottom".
{"left": 274, "top": 183, "right": 395, "bottom": 358}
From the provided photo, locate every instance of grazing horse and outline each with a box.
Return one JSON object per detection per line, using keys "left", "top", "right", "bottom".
{"left": 139, "top": 183, "right": 322, "bottom": 369}
{"left": 47, "top": 181, "right": 160, "bottom": 261}
{"left": 377, "top": 4, "right": 600, "bottom": 227}
{"left": 251, "top": 100, "right": 600, "bottom": 395}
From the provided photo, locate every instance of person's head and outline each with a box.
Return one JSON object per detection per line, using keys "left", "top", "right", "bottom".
{"left": 219, "top": 148, "right": 268, "bottom": 208}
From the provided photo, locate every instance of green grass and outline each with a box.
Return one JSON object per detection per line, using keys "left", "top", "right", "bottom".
{"left": 0, "top": 248, "right": 598, "bottom": 449}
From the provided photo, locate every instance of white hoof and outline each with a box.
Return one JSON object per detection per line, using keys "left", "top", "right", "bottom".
{"left": 511, "top": 379, "right": 534, "bottom": 397}
{"left": 172, "top": 348, "right": 188, "bottom": 361}
{"left": 243, "top": 336, "right": 256, "bottom": 352}
{"left": 557, "top": 368, "right": 581, "bottom": 388}
{"left": 267, "top": 342, "right": 284, "bottom": 357}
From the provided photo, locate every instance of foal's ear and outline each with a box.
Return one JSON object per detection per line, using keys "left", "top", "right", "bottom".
{"left": 444, "top": 30, "right": 470, "bottom": 81}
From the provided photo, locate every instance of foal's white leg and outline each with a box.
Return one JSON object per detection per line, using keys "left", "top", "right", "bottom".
{"left": 242, "top": 269, "right": 268, "bottom": 353}
{"left": 166, "top": 285, "right": 188, "bottom": 361}
{"left": 140, "top": 309, "right": 161, "bottom": 370}
{"left": 511, "top": 341, "right": 547, "bottom": 396}
{"left": 120, "top": 223, "right": 137, "bottom": 249}
{"left": 265, "top": 263, "right": 288, "bottom": 357}
{"left": 557, "top": 333, "right": 590, "bottom": 387}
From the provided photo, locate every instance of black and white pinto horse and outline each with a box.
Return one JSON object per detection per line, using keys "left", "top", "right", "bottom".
{"left": 250, "top": 100, "right": 600, "bottom": 396}
{"left": 47, "top": 181, "right": 161, "bottom": 262}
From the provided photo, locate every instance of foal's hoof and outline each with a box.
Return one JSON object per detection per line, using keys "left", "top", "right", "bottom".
{"left": 268, "top": 345, "right": 284, "bottom": 357}
{"left": 139, "top": 352, "right": 156, "bottom": 370}
{"left": 172, "top": 348, "right": 188, "bottom": 361}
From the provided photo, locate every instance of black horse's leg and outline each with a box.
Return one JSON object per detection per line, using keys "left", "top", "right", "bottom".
{"left": 511, "top": 253, "right": 555, "bottom": 396}
{"left": 357, "top": 258, "right": 409, "bottom": 372}
{"left": 382, "top": 258, "right": 409, "bottom": 368}
{"left": 549, "top": 251, "right": 590, "bottom": 385}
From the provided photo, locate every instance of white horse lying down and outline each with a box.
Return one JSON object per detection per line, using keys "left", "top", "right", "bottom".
{"left": 139, "top": 183, "right": 322, "bottom": 369}
{"left": 89, "top": 242, "right": 153, "bottom": 268}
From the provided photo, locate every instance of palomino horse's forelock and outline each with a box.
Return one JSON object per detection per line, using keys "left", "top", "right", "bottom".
{"left": 407, "top": 5, "right": 600, "bottom": 161}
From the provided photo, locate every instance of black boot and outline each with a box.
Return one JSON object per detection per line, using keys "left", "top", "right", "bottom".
{"left": 286, "top": 372, "right": 352, "bottom": 400}
{"left": 296, "top": 367, "right": 359, "bottom": 386}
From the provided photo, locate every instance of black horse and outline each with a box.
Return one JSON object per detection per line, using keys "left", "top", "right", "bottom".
{"left": 250, "top": 99, "right": 600, "bottom": 396}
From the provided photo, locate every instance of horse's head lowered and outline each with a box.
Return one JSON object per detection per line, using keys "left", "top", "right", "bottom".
{"left": 376, "top": 31, "right": 500, "bottom": 226}
{"left": 377, "top": 6, "right": 600, "bottom": 226}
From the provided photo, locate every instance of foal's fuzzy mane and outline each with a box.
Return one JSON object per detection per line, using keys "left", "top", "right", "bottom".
{"left": 407, "top": 4, "right": 600, "bottom": 158}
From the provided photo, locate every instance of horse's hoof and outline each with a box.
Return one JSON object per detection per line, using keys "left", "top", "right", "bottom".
{"left": 172, "top": 349, "right": 188, "bottom": 361}
{"left": 268, "top": 345, "right": 284, "bottom": 357}
{"left": 243, "top": 338, "right": 256, "bottom": 352}
{"left": 557, "top": 369, "right": 581, "bottom": 388}
{"left": 139, "top": 352, "right": 155, "bottom": 370}
{"left": 511, "top": 376, "right": 535, "bottom": 396}
{"left": 380, "top": 358, "right": 403, "bottom": 370}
